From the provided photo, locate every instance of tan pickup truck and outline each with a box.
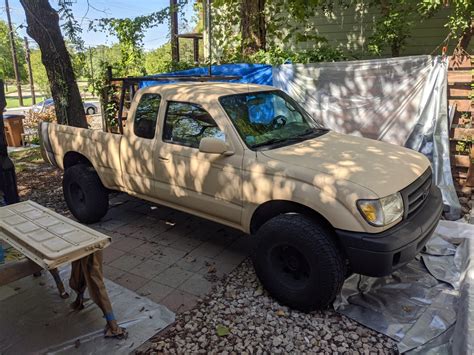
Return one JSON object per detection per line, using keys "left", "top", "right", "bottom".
{"left": 40, "top": 82, "right": 442, "bottom": 311}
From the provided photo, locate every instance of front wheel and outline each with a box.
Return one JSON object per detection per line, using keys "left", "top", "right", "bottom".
{"left": 63, "top": 164, "right": 109, "bottom": 224}
{"left": 252, "top": 214, "right": 345, "bottom": 312}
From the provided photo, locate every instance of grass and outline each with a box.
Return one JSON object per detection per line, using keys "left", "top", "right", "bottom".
{"left": 9, "top": 147, "right": 44, "bottom": 173}
{"left": 6, "top": 96, "right": 46, "bottom": 109}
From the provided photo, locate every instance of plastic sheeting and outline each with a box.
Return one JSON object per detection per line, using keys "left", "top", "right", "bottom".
{"left": 0, "top": 268, "right": 175, "bottom": 354}
{"left": 334, "top": 221, "right": 474, "bottom": 354}
{"left": 273, "top": 55, "right": 461, "bottom": 219}
{"left": 139, "top": 63, "right": 272, "bottom": 88}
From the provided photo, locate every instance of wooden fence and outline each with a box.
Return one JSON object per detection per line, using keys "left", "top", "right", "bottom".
{"left": 448, "top": 54, "right": 473, "bottom": 212}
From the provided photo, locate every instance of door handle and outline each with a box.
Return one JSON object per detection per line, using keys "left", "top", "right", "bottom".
{"left": 158, "top": 156, "right": 170, "bottom": 162}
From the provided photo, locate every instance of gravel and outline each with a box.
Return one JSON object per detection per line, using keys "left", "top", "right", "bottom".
{"left": 139, "top": 260, "right": 397, "bottom": 354}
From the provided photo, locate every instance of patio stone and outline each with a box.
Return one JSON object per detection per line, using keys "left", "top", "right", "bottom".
{"left": 154, "top": 266, "right": 194, "bottom": 288}
{"left": 114, "top": 272, "right": 148, "bottom": 291}
{"left": 178, "top": 273, "right": 214, "bottom": 297}
{"left": 160, "top": 289, "right": 199, "bottom": 313}
{"left": 88, "top": 195, "right": 250, "bottom": 314}
{"left": 102, "top": 246, "right": 125, "bottom": 265}
{"left": 112, "top": 237, "right": 145, "bottom": 252}
{"left": 109, "top": 253, "right": 146, "bottom": 271}
{"left": 137, "top": 280, "right": 174, "bottom": 303}
{"left": 129, "top": 259, "right": 169, "bottom": 279}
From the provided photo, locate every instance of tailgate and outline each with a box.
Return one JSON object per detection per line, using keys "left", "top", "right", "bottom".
{"left": 0, "top": 201, "right": 111, "bottom": 270}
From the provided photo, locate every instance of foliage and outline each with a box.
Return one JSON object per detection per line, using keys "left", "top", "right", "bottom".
{"left": 212, "top": 0, "right": 242, "bottom": 61}
{"left": 0, "top": 20, "right": 27, "bottom": 81}
{"left": 29, "top": 49, "right": 50, "bottom": 96}
{"left": 91, "top": 61, "right": 119, "bottom": 128}
{"left": 29, "top": 44, "right": 84, "bottom": 97}
{"left": 212, "top": 0, "right": 346, "bottom": 64}
{"left": 57, "top": 0, "right": 85, "bottom": 51}
{"left": 247, "top": 46, "right": 345, "bottom": 65}
{"left": 367, "top": 0, "right": 427, "bottom": 56}
{"left": 144, "top": 42, "right": 197, "bottom": 74}
{"left": 419, "top": 0, "right": 474, "bottom": 40}
{"left": 9, "top": 147, "right": 44, "bottom": 173}
{"left": 212, "top": 0, "right": 472, "bottom": 60}
{"left": 90, "top": 1, "right": 189, "bottom": 75}
{"left": 456, "top": 139, "right": 472, "bottom": 155}
{"left": 24, "top": 106, "right": 57, "bottom": 132}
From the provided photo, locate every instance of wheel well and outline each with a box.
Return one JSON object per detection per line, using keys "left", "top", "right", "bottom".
{"left": 63, "top": 152, "right": 93, "bottom": 170}
{"left": 250, "top": 200, "right": 333, "bottom": 235}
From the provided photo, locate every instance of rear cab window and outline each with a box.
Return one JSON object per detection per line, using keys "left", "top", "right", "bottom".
{"left": 134, "top": 93, "right": 162, "bottom": 139}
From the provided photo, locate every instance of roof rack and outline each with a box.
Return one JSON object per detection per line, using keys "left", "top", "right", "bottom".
{"left": 111, "top": 74, "right": 241, "bottom": 83}
{"left": 105, "top": 67, "right": 241, "bottom": 135}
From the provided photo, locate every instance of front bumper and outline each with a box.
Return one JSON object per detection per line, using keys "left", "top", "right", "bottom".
{"left": 335, "top": 184, "right": 443, "bottom": 277}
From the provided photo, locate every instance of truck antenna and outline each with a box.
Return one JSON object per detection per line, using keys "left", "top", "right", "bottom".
{"left": 207, "top": 0, "right": 212, "bottom": 77}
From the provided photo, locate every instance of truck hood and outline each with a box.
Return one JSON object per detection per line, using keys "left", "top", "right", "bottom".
{"left": 261, "top": 131, "right": 430, "bottom": 197}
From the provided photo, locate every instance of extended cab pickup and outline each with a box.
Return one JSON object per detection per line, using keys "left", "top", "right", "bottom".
{"left": 40, "top": 82, "right": 442, "bottom": 311}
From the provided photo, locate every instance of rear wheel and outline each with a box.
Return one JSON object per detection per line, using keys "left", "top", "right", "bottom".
{"left": 252, "top": 214, "right": 345, "bottom": 312}
{"left": 63, "top": 164, "right": 109, "bottom": 223}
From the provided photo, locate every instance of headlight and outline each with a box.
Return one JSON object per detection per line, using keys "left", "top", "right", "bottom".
{"left": 357, "top": 192, "right": 404, "bottom": 227}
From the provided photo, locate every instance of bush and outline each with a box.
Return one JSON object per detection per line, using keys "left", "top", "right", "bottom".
{"left": 23, "top": 106, "right": 57, "bottom": 131}
{"left": 218, "top": 45, "right": 346, "bottom": 66}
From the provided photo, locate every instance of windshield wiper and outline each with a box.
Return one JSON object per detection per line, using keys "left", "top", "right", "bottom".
{"left": 251, "top": 138, "right": 291, "bottom": 149}
{"left": 296, "top": 128, "right": 329, "bottom": 138}
{"left": 251, "top": 128, "right": 329, "bottom": 149}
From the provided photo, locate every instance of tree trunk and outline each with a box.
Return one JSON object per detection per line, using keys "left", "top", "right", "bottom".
{"left": 19, "top": 0, "right": 87, "bottom": 128}
{"left": 241, "top": 0, "right": 266, "bottom": 56}
{"left": 458, "top": 23, "right": 473, "bottom": 51}
{"left": 0, "top": 79, "right": 19, "bottom": 204}
{"left": 391, "top": 44, "right": 400, "bottom": 57}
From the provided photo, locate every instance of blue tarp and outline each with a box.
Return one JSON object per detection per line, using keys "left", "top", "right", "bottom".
{"left": 139, "top": 63, "right": 273, "bottom": 88}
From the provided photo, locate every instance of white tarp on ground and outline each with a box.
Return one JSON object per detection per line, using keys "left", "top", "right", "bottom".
{"left": 273, "top": 55, "right": 461, "bottom": 219}
{"left": 0, "top": 268, "right": 175, "bottom": 354}
{"left": 334, "top": 221, "right": 474, "bottom": 354}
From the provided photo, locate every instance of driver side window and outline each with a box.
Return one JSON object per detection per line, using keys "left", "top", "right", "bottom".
{"left": 163, "top": 102, "right": 225, "bottom": 148}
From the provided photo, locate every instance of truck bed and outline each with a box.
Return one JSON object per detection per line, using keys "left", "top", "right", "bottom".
{"left": 41, "top": 122, "right": 123, "bottom": 189}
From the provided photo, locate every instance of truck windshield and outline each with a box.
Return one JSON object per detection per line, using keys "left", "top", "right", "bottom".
{"left": 219, "top": 90, "right": 327, "bottom": 150}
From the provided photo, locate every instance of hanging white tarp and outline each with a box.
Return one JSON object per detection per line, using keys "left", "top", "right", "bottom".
{"left": 273, "top": 55, "right": 461, "bottom": 219}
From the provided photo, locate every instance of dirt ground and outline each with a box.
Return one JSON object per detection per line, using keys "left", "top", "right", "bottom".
{"left": 11, "top": 148, "right": 69, "bottom": 215}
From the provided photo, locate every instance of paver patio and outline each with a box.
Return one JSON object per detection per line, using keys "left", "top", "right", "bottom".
{"left": 92, "top": 193, "right": 253, "bottom": 313}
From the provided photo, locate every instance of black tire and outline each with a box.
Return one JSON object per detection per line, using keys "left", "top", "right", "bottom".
{"left": 63, "top": 164, "right": 109, "bottom": 224}
{"left": 86, "top": 107, "right": 96, "bottom": 115}
{"left": 252, "top": 214, "right": 345, "bottom": 312}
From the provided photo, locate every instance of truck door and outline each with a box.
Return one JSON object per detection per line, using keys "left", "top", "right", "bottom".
{"left": 120, "top": 92, "right": 162, "bottom": 196}
{"left": 154, "top": 101, "right": 243, "bottom": 226}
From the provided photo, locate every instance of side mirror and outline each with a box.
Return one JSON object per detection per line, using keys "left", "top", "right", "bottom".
{"left": 199, "top": 137, "right": 233, "bottom": 156}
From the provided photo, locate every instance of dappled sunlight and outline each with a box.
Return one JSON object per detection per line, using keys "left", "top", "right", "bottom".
{"left": 41, "top": 81, "right": 431, "bottom": 236}
{"left": 263, "top": 131, "right": 430, "bottom": 198}
{"left": 166, "top": 157, "right": 188, "bottom": 197}
{"left": 322, "top": 163, "right": 364, "bottom": 181}
{"left": 312, "top": 174, "right": 337, "bottom": 204}
{"left": 189, "top": 155, "right": 212, "bottom": 192}
{"left": 274, "top": 57, "right": 431, "bottom": 146}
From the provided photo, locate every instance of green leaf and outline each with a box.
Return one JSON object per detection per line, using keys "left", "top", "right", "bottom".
{"left": 216, "top": 324, "right": 230, "bottom": 337}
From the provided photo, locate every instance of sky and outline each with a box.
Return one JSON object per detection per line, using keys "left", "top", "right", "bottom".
{"left": 1, "top": 0, "right": 197, "bottom": 50}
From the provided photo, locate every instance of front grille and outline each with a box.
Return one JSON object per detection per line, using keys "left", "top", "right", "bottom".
{"left": 401, "top": 168, "right": 432, "bottom": 219}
